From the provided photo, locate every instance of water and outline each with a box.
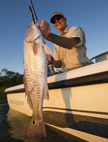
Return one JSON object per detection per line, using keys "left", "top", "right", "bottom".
{"left": 0, "top": 99, "right": 84, "bottom": 142}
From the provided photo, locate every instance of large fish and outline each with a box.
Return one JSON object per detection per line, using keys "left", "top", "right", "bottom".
{"left": 23, "top": 21, "right": 52, "bottom": 139}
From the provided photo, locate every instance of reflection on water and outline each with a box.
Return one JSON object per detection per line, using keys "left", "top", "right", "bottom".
{"left": 0, "top": 100, "right": 84, "bottom": 142}
{"left": 0, "top": 100, "right": 67, "bottom": 142}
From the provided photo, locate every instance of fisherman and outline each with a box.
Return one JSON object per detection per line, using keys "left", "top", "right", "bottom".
{"left": 39, "top": 12, "right": 92, "bottom": 72}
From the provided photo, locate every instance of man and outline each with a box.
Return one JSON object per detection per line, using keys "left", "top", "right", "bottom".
{"left": 39, "top": 12, "right": 92, "bottom": 72}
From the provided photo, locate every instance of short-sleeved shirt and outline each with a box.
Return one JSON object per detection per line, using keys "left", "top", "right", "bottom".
{"left": 53, "top": 26, "right": 92, "bottom": 72}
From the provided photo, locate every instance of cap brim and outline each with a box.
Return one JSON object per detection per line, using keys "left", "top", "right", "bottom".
{"left": 50, "top": 12, "right": 64, "bottom": 23}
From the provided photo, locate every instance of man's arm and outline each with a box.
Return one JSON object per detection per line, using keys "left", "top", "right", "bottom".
{"left": 47, "top": 33, "right": 80, "bottom": 49}
{"left": 39, "top": 20, "right": 80, "bottom": 49}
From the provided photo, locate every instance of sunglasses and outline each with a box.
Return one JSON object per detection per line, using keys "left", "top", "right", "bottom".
{"left": 52, "top": 15, "right": 63, "bottom": 24}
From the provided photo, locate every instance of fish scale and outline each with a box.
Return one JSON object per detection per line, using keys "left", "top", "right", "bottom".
{"left": 23, "top": 21, "right": 52, "bottom": 140}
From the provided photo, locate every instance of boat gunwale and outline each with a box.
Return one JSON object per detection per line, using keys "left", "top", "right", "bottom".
{"left": 4, "top": 71, "right": 108, "bottom": 94}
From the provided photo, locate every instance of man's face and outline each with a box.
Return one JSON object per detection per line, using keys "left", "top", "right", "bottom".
{"left": 53, "top": 16, "right": 67, "bottom": 32}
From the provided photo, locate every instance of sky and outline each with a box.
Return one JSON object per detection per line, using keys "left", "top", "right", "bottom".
{"left": 0, "top": 0, "right": 108, "bottom": 75}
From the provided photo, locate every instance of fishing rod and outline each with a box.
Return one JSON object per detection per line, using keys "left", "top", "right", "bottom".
{"left": 28, "top": 5, "right": 35, "bottom": 24}
{"left": 28, "top": 0, "right": 55, "bottom": 75}
{"left": 28, "top": 0, "right": 38, "bottom": 23}
{"left": 30, "top": 0, "right": 38, "bottom": 21}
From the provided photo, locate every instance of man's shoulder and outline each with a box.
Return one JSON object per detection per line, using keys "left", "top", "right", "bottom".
{"left": 69, "top": 26, "right": 81, "bottom": 31}
{"left": 67, "top": 26, "right": 83, "bottom": 36}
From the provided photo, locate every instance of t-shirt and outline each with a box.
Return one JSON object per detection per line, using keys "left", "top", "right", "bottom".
{"left": 53, "top": 26, "right": 92, "bottom": 72}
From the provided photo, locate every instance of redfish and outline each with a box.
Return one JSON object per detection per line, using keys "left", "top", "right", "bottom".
{"left": 23, "top": 21, "right": 52, "bottom": 140}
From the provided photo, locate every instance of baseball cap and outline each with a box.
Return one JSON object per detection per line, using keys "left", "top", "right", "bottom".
{"left": 50, "top": 12, "right": 64, "bottom": 23}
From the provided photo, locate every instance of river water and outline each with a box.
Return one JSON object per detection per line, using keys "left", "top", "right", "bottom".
{"left": 0, "top": 99, "right": 85, "bottom": 142}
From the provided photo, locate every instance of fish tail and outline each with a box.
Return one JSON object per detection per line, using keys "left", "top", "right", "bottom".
{"left": 25, "top": 116, "right": 47, "bottom": 140}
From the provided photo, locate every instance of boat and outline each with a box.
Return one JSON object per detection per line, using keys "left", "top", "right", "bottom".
{"left": 5, "top": 51, "right": 108, "bottom": 142}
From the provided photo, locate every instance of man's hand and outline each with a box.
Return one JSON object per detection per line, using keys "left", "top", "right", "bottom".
{"left": 48, "top": 55, "right": 61, "bottom": 68}
{"left": 48, "top": 55, "right": 55, "bottom": 65}
{"left": 39, "top": 20, "right": 51, "bottom": 39}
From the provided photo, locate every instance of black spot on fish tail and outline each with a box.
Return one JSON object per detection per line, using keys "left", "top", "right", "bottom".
{"left": 25, "top": 116, "right": 47, "bottom": 139}
{"left": 33, "top": 120, "right": 35, "bottom": 125}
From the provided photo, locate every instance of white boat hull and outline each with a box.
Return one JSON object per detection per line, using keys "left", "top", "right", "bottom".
{"left": 5, "top": 60, "right": 108, "bottom": 141}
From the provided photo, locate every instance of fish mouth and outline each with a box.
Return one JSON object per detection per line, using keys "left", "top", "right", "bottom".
{"left": 25, "top": 23, "right": 42, "bottom": 42}
{"left": 25, "top": 34, "right": 41, "bottom": 43}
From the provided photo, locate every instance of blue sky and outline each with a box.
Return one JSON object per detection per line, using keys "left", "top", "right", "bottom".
{"left": 0, "top": 0, "right": 108, "bottom": 74}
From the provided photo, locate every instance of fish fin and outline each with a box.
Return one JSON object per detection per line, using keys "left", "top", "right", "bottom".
{"left": 43, "top": 44, "right": 52, "bottom": 55}
{"left": 44, "top": 85, "right": 49, "bottom": 100}
{"left": 33, "top": 42, "right": 40, "bottom": 55}
{"left": 25, "top": 115, "right": 47, "bottom": 139}
{"left": 27, "top": 94, "right": 33, "bottom": 110}
{"left": 23, "top": 72, "right": 28, "bottom": 96}
{"left": 23, "top": 71, "right": 33, "bottom": 110}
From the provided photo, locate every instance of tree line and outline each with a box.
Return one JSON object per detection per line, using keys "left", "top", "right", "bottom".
{"left": 0, "top": 67, "right": 61, "bottom": 100}
{"left": 0, "top": 68, "right": 23, "bottom": 99}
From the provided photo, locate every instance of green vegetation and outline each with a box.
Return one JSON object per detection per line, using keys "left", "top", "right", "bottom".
{"left": 0, "top": 68, "right": 23, "bottom": 100}
{"left": 0, "top": 67, "right": 61, "bottom": 100}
